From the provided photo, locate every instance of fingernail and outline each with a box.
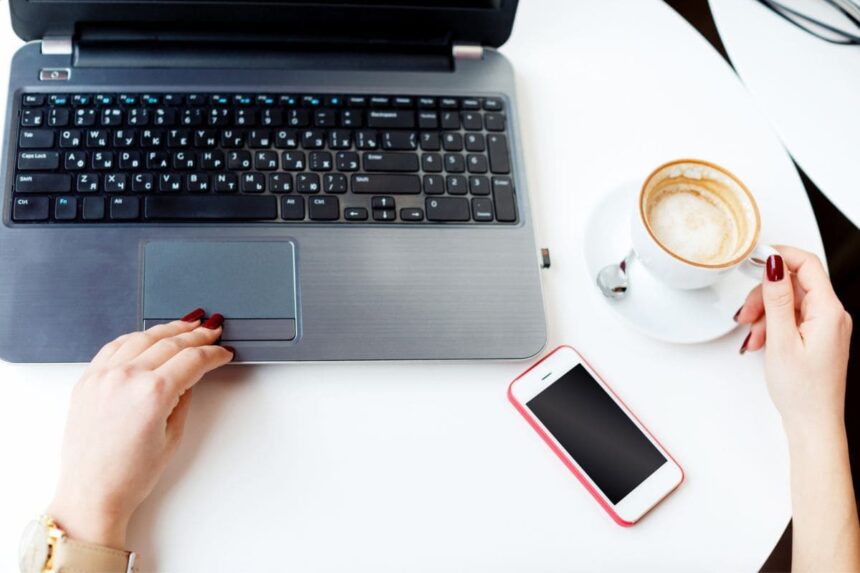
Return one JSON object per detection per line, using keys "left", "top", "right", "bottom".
{"left": 202, "top": 313, "right": 224, "bottom": 329}
{"left": 739, "top": 331, "right": 751, "bottom": 355}
{"left": 733, "top": 306, "right": 742, "bottom": 322}
{"left": 766, "top": 255, "right": 784, "bottom": 282}
{"left": 222, "top": 345, "right": 236, "bottom": 360}
{"left": 181, "top": 307, "right": 205, "bottom": 322}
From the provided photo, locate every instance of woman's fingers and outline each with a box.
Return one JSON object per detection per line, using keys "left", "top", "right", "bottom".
{"left": 741, "top": 316, "right": 767, "bottom": 354}
{"left": 774, "top": 245, "right": 836, "bottom": 302}
{"left": 131, "top": 315, "right": 225, "bottom": 371}
{"left": 155, "top": 344, "right": 234, "bottom": 397}
{"left": 761, "top": 254, "right": 802, "bottom": 349}
{"left": 737, "top": 275, "right": 806, "bottom": 325}
{"left": 737, "top": 285, "right": 764, "bottom": 324}
{"left": 165, "top": 389, "right": 194, "bottom": 446}
{"left": 105, "top": 313, "right": 204, "bottom": 367}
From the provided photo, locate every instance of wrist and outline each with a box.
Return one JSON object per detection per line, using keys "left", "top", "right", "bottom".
{"left": 46, "top": 496, "right": 129, "bottom": 550}
{"left": 783, "top": 414, "right": 847, "bottom": 452}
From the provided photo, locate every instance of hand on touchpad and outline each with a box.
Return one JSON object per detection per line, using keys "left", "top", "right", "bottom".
{"left": 142, "top": 241, "right": 297, "bottom": 341}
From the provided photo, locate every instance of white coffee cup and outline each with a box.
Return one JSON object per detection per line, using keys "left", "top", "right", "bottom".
{"left": 631, "top": 159, "right": 775, "bottom": 290}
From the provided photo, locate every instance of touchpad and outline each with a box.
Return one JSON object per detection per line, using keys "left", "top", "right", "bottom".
{"left": 143, "top": 241, "right": 297, "bottom": 341}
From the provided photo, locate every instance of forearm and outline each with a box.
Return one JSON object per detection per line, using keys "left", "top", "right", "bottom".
{"left": 787, "top": 420, "right": 860, "bottom": 572}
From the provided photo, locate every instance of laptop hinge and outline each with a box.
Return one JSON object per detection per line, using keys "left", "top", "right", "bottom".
{"left": 452, "top": 42, "right": 484, "bottom": 61}
{"left": 41, "top": 36, "right": 73, "bottom": 56}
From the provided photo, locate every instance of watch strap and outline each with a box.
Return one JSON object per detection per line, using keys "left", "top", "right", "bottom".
{"left": 51, "top": 536, "right": 135, "bottom": 573}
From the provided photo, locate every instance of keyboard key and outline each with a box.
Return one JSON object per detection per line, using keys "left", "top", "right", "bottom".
{"left": 492, "top": 176, "right": 517, "bottom": 222}
{"left": 308, "top": 196, "right": 339, "bottom": 220}
{"left": 363, "top": 152, "right": 419, "bottom": 172}
{"left": 16, "top": 173, "right": 70, "bottom": 193}
{"left": 422, "top": 153, "right": 443, "bottom": 173}
{"left": 110, "top": 196, "right": 139, "bottom": 220}
{"left": 472, "top": 198, "right": 494, "bottom": 222}
{"left": 423, "top": 175, "right": 445, "bottom": 195}
{"left": 55, "top": 196, "right": 78, "bottom": 220}
{"left": 324, "top": 174, "right": 347, "bottom": 194}
{"left": 21, "top": 109, "right": 44, "bottom": 127}
{"left": 462, "top": 112, "right": 483, "bottom": 131}
{"left": 467, "top": 154, "right": 488, "bottom": 174}
{"left": 352, "top": 174, "right": 420, "bottom": 194}
{"left": 469, "top": 175, "right": 490, "bottom": 195}
{"left": 282, "top": 196, "right": 305, "bottom": 220}
{"left": 426, "top": 197, "right": 470, "bottom": 222}
{"left": 483, "top": 98, "right": 503, "bottom": 111}
{"left": 12, "top": 197, "right": 49, "bottom": 221}
{"left": 382, "top": 131, "right": 417, "bottom": 151}
{"left": 371, "top": 196, "right": 395, "bottom": 209}
{"left": 440, "top": 111, "right": 459, "bottom": 130}
{"left": 418, "top": 111, "right": 438, "bottom": 129}
{"left": 269, "top": 173, "right": 293, "bottom": 193}
{"left": 145, "top": 196, "right": 278, "bottom": 220}
{"left": 400, "top": 208, "right": 424, "bottom": 221}
{"left": 297, "top": 173, "right": 321, "bottom": 193}
{"left": 344, "top": 207, "right": 368, "bottom": 221}
{"left": 83, "top": 197, "right": 105, "bottom": 220}
{"left": 18, "top": 151, "right": 59, "bottom": 170}
{"left": 485, "top": 113, "right": 506, "bottom": 131}
{"left": 487, "top": 134, "right": 510, "bottom": 174}
{"left": 446, "top": 175, "right": 467, "bottom": 195}
{"left": 19, "top": 129, "right": 54, "bottom": 148}
{"left": 22, "top": 94, "right": 45, "bottom": 106}
{"left": 366, "top": 110, "right": 415, "bottom": 129}
{"left": 373, "top": 208, "right": 395, "bottom": 221}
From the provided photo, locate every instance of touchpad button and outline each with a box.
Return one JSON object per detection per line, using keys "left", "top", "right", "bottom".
{"left": 143, "top": 241, "right": 298, "bottom": 341}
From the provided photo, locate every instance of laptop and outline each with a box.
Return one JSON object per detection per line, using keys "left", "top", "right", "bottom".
{"left": 0, "top": 0, "right": 546, "bottom": 362}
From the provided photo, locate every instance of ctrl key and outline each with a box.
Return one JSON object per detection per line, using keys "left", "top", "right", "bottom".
{"left": 13, "top": 196, "right": 49, "bottom": 221}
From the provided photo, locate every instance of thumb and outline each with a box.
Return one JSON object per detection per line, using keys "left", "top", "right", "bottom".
{"left": 762, "top": 254, "right": 800, "bottom": 348}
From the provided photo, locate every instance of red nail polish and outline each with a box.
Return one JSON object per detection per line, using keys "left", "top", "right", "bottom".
{"left": 739, "top": 332, "right": 751, "bottom": 355}
{"left": 733, "top": 307, "right": 742, "bottom": 322}
{"left": 202, "top": 313, "right": 224, "bottom": 329}
{"left": 222, "top": 345, "right": 236, "bottom": 360}
{"left": 181, "top": 308, "right": 205, "bottom": 322}
{"left": 766, "top": 255, "right": 784, "bottom": 282}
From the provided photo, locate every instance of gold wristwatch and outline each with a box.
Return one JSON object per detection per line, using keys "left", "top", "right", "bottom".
{"left": 18, "top": 515, "right": 136, "bottom": 573}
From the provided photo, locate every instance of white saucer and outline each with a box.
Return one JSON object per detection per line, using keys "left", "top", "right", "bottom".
{"left": 583, "top": 182, "right": 755, "bottom": 344}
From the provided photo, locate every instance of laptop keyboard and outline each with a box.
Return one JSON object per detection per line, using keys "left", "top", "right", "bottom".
{"left": 11, "top": 93, "right": 518, "bottom": 225}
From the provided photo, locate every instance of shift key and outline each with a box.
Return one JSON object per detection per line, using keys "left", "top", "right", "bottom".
{"left": 16, "top": 173, "right": 71, "bottom": 193}
{"left": 18, "top": 151, "right": 59, "bottom": 170}
{"left": 352, "top": 174, "right": 420, "bottom": 194}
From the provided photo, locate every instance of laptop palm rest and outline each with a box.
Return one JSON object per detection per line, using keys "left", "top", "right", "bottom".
{"left": 142, "top": 241, "right": 298, "bottom": 341}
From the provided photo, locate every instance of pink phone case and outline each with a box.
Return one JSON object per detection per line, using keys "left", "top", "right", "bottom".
{"left": 507, "top": 345, "right": 684, "bottom": 527}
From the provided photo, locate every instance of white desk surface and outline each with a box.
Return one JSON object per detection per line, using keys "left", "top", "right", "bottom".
{"left": 0, "top": 1, "right": 824, "bottom": 570}
{"left": 711, "top": 0, "right": 860, "bottom": 228}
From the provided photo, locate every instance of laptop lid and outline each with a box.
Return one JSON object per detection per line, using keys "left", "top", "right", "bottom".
{"left": 9, "top": 0, "right": 519, "bottom": 50}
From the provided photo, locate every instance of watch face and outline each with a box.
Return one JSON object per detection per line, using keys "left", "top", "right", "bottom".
{"left": 18, "top": 519, "right": 48, "bottom": 573}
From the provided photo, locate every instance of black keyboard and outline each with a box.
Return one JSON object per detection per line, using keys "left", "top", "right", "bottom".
{"left": 10, "top": 93, "right": 518, "bottom": 225}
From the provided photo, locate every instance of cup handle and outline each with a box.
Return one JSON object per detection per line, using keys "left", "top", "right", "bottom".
{"left": 739, "top": 244, "right": 779, "bottom": 281}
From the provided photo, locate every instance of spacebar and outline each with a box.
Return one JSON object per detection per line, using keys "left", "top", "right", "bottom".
{"left": 144, "top": 196, "right": 278, "bottom": 220}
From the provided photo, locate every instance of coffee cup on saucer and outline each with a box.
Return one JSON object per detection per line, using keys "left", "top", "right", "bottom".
{"left": 631, "top": 159, "right": 775, "bottom": 290}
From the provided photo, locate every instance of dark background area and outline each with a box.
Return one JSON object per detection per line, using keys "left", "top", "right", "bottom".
{"left": 662, "top": 1, "right": 860, "bottom": 570}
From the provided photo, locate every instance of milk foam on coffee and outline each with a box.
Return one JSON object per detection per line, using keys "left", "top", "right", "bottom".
{"left": 641, "top": 162, "right": 757, "bottom": 267}
{"left": 647, "top": 187, "right": 737, "bottom": 265}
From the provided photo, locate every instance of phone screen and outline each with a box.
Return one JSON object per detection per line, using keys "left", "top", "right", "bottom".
{"left": 526, "top": 364, "right": 667, "bottom": 504}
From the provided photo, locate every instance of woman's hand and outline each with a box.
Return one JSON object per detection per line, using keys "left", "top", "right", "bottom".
{"left": 47, "top": 309, "right": 234, "bottom": 549}
{"left": 736, "top": 246, "right": 852, "bottom": 435}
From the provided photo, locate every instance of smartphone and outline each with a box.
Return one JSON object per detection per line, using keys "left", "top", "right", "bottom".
{"left": 508, "top": 345, "right": 684, "bottom": 526}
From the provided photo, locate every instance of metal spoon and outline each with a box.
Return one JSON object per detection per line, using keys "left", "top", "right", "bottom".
{"left": 597, "top": 250, "right": 634, "bottom": 299}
